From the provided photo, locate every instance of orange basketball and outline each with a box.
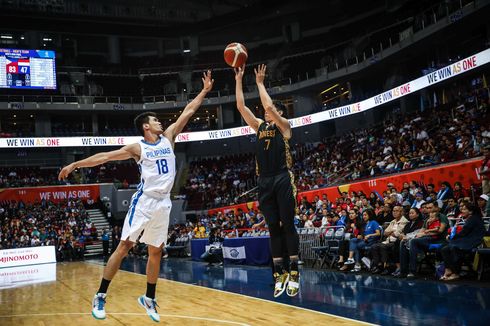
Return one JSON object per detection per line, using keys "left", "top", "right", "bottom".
{"left": 224, "top": 43, "right": 248, "bottom": 68}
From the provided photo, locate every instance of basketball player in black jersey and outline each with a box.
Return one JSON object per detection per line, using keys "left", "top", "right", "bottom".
{"left": 234, "top": 64, "right": 299, "bottom": 297}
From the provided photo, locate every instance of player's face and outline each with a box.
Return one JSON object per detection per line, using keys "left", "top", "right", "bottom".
{"left": 264, "top": 107, "right": 282, "bottom": 123}
{"left": 147, "top": 116, "right": 163, "bottom": 134}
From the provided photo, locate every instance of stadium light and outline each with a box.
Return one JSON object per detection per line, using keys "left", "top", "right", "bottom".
{"left": 320, "top": 83, "right": 339, "bottom": 95}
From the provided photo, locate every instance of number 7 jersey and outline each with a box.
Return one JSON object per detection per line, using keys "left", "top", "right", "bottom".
{"left": 137, "top": 135, "right": 176, "bottom": 198}
{"left": 255, "top": 122, "right": 292, "bottom": 177}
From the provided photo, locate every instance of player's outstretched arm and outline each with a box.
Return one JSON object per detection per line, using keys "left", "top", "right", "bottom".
{"left": 255, "top": 64, "right": 291, "bottom": 139}
{"left": 58, "top": 143, "right": 140, "bottom": 180}
{"left": 165, "top": 70, "right": 214, "bottom": 143}
{"left": 254, "top": 64, "right": 274, "bottom": 110}
{"left": 235, "top": 65, "right": 262, "bottom": 132}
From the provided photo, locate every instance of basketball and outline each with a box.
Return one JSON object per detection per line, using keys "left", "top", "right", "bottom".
{"left": 224, "top": 42, "right": 248, "bottom": 68}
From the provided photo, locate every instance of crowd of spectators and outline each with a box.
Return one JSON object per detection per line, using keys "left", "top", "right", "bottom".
{"left": 0, "top": 199, "right": 100, "bottom": 261}
{"left": 183, "top": 154, "right": 257, "bottom": 209}
{"left": 182, "top": 76, "right": 490, "bottom": 209}
{"left": 0, "top": 162, "right": 140, "bottom": 189}
{"left": 184, "top": 179, "right": 488, "bottom": 237}
{"left": 1, "top": 77, "right": 488, "bottom": 206}
{"left": 181, "top": 177, "right": 489, "bottom": 280}
{"left": 294, "top": 80, "right": 490, "bottom": 189}
{"left": 0, "top": 167, "right": 63, "bottom": 188}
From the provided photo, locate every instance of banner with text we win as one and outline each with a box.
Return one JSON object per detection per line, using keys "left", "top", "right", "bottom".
{"left": 0, "top": 185, "right": 100, "bottom": 204}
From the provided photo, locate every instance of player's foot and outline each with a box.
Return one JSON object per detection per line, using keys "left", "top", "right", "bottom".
{"left": 273, "top": 272, "right": 289, "bottom": 298}
{"left": 138, "top": 295, "right": 160, "bottom": 322}
{"left": 286, "top": 270, "right": 300, "bottom": 297}
{"left": 91, "top": 293, "right": 107, "bottom": 320}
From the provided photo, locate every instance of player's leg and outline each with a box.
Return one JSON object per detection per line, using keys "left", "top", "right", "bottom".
{"left": 92, "top": 192, "right": 148, "bottom": 320}
{"left": 137, "top": 197, "right": 171, "bottom": 322}
{"left": 275, "top": 171, "right": 300, "bottom": 297}
{"left": 92, "top": 239, "right": 134, "bottom": 320}
{"left": 258, "top": 176, "right": 288, "bottom": 297}
{"left": 146, "top": 244, "right": 163, "bottom": 292}
{"left": 137, "top": 243, "right": 163, "bottom": 322}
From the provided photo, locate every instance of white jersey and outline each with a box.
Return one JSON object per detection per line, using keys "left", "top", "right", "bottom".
{"left": 136, "top": 135, "right": 176, "bottom": 198}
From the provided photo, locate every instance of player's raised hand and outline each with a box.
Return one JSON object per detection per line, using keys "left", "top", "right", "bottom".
{"left": 202, "top": 70, "right": 214, "bottom": 93}
{"left": 254, "top": 64, "right": 267, "bottom": 85}
{"left": 234, "top": 64, "right": 245, "bottom": 81}
{"left": 58, "top": 163, "right": 75, "bottom": 181}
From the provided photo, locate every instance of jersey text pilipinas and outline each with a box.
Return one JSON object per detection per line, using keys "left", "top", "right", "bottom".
{"left": 137, "top": 136, "right": 176, "bottom": 197}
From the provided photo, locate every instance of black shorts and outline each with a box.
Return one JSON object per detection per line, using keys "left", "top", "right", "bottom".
{"left": 257, "top": 171, "right": 296, "bottom": 226}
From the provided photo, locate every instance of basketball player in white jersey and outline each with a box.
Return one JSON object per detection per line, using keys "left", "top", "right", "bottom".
{"left": 58, "top": 71, "right": 213, "bottom": 322}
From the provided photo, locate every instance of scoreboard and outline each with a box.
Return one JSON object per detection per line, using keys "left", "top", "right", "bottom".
{"left": 0, "top": 48, "right": 56, "bottom": 90}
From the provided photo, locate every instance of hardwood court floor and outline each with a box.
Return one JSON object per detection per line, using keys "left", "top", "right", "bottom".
{"left": 0, "top": 261, "right": 368, "bottom": 326}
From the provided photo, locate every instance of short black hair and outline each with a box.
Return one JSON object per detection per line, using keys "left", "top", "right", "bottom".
{"left": 273, "top": 100, "right": 288, "bottom": 118}
{"left": 134, "top": 112, "right": 157, "bottom": 136}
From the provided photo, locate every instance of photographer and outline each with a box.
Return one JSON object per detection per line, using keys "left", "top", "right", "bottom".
{"left": 200, "top": 227, "right": 224, "bottom": 266}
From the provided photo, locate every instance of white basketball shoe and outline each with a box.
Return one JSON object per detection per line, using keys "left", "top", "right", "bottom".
{"left": 138, "top": 295, "right": 160, "bottom": 322}
{"left": 91, "top": 293, "right": 107, "bottom": 320}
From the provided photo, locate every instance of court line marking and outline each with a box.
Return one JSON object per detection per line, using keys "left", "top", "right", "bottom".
{"left": 86, "top": 261, "right": 376, "bottom": 325}
{"left": 0, "top": 312, "right": 250, "bottom": 325}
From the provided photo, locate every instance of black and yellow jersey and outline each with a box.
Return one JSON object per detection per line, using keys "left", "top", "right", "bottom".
{"left": 255, "top": 122, "right": 292, "bottom": 177}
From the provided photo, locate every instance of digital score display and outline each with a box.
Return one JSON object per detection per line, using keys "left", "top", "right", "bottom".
{"left": 0, "top": 48, "right": 56, "bottom": 90}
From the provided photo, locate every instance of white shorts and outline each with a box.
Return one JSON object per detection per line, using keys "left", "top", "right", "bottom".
{"left": 121, "top": 192, "right": 172, "bottom": 248}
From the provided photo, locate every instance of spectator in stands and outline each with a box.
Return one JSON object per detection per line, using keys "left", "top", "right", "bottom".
{"left": 408, "top": 181, "right": 419, "bottom": 196}
{"left": 342, "top": 209, "right": 381, "bottom": 272}
{"left": 377, "top": 203, "right": 393, "bottom": 225}
{"left": 393, "top": 207, "right": 424, "bottom": 277}
{"left": 337, "top": 210, "right": 362, "bottom": 269}
{"left": 102, "top": 229, "right": 110, "bottom": 257}
{"left": 112, "top": 226, "right": 121, "bottom": 253}
{"left": 452, "top": 182, "right": 468, "bottom": 200}
{"left": 370, "top": 205, "right": 408, "bottom": 274}
{"left": 479, "top": 144, "right": 490, "bottom": 194}
{"left": 304, "top": 213, "right": 315, "bottom": 228}
{"left": 440, "top": 201, "right": 485, "bottom": 281}
{"left": 444, "top": 197, "right": 460, "bottom": 218}
{"left": 299, "top": 196, "right": 313, "bottom": 212}
{"left": 412, "top": 192, "right": 425, "bottom": 209}
{"left": 90, "top": 223, "right": 98, "bottom": 241}
{"left": 437, "top": 181, "right": 454, "bottom": 201}
{"left": 405, "top": 201, "right": 449, "bottom": 278}
{"left": 401, "top": 187, "right": 414, "bottom": 205}
{"left": 477, "top": 194, "right": 489, "bottom": 217}
{"left": 320, "top": 209, "right": 330, "bottom": 228}
{"left": 193, "top": 222, "right": 206, "bottom": 238}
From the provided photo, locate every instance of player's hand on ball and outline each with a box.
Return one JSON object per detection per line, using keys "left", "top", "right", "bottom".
{"left": 254, "top": 64, "right": 266, "bottom": 85}
{"left": 202, "top": 70, "right": 214, "bottom": 93}
{"left": 58, "top": 163, "right": 75, "bottom": 180}
{"left": 234, "top": 64, "right": 245, "bottom": 81}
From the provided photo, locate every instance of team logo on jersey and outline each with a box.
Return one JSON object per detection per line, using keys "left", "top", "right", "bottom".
{"left": 146, "top": 148, "right": 172, "bottom": 158}
{"left": 258, "top": 129, "right": 276, "bottom": 139}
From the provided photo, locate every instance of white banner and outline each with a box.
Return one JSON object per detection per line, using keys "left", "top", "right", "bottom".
{"left": 0, "top": 262, "right": 56, "bottom": 289}
{"left": 0, "top": 246, "right": 56, "bottom": 268}
{"left": 222, "top": 246, "right": 246, "bottom": 260}
{"left": 1, "top": 48, "right": 489, "bottom": 148}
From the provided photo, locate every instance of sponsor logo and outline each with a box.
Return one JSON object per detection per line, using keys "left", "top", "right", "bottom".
{"left": 229, "top": 249, "right": 239, "bottom": 258}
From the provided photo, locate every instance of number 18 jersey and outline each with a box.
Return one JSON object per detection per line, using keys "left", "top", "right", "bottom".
{"left": 137, "top": 135, "right": 176, "bottom": 198}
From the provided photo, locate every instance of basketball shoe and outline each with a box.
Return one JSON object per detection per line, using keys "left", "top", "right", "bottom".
{"left": 286, "top": 270, "right": 300, "bottom": 297}
{"left": 138, "top": 295, "right": 160, "bottom": 322}
{"left": 273, "top": 272, "right": 289, "bottom": 297}
{"left": 91, "top": 293, "right": 107, "bottom": 320}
